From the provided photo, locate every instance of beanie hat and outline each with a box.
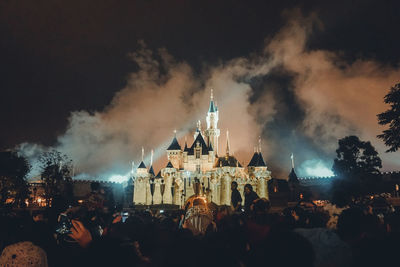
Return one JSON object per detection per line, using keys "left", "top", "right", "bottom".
{"left": 0, "top": 241, "right": 48, "bottom": 267}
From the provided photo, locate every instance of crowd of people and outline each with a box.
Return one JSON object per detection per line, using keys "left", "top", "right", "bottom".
{"left": 1, "top": 182, "right": 400, "bottom": 267}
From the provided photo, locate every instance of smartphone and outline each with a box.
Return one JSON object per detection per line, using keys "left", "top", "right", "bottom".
{"left": 121, "top": 212, "right": 129, "bottom": 223}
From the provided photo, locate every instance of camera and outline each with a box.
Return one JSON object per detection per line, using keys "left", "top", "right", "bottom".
{"left": 55, "top": 214, "right": 72, "bottom": 235}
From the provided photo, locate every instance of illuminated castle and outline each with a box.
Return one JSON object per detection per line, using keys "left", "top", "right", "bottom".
{"left": 132, "top": 90, "right": 272, "bottom": 206}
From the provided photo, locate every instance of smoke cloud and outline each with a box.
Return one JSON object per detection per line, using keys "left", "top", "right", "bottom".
{"left": 265, "top": 10, "right": 400, "bottom": 173}
{"left": 18, "top": 9, "right": 400, "bottom": 180}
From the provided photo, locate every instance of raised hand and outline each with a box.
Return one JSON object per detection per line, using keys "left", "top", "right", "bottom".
{"left": 69, "top": 220, "right": 92, "bottom": 248}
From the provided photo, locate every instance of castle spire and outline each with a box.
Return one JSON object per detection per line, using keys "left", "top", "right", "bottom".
{"left": 226, "top": 130, "right": 230, "bottom": 156}
{"left": 208, "top": 89, "right": 216, "bottom": 113}
{"left": 258, "top": 136, "right": 262, "bottom": 153}
{"left": 151, "top": 149, "right": 154, "bottom": 166}
{"left": 141, "top": 147, "right": 144, "bottom": 162}
{"left": 291, "top": 153, "right": 295, "bottom": 169}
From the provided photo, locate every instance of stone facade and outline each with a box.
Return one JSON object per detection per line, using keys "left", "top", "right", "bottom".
{"left": 132, "top": 91, "right": 272, "bottom": 206}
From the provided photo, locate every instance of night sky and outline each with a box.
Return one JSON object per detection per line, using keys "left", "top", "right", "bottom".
{"left": 1, "top": 0, "right": 400, "bottom": 178}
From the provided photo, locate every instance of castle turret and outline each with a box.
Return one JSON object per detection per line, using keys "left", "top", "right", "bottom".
{"left": 134, "top": 148, "right": 148, "bottom": 204}
{"left": 247, "top": 139, "right": 271, "bottom": 199}
{"left": 205, "top": 89, "right": 220, "bottom": 155}
{"left": 167, "top": 131, "right": 182, "bottom": 169}
{"left": 162, "top": 161, "right": 177, "bottom": 204}
{"left": 137, "top": 147, "right": 148, "bottom": 175}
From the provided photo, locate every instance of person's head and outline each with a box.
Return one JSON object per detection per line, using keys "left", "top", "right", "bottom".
{"left": 386, "top": 211, "right": 400, "bottom": 233}
{"left": 249, "top": 231, "right": 314, "bottom": 267}
{"left": 244, "top": 184, "right": 253, "bottom": 194}
{"left": 307, "top": 211, "right": 330, "bottom": 228}
{"left": 331, "top": 189, "right": 351, "bottom": 208}
{"left": 32, "top": 210, "right": 45, "bottom": 222}
{"left": 218, "top": 206, "right": 231, "bottom": 217}
{"left": 231, "top": 181, "right": 238, "bottom": 190}
{"left": 337, "top": 207, "right": 365, "bottom": 242}
{"left": 0, "top": 241, "right": 48, "bottom": 267}
{"left": 253, "top": 198, "right": 271, "bottom": 214}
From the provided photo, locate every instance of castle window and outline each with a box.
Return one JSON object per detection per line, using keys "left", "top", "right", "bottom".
{"left": 196, "top": 149, "right": 200, "bottom": 159}
{"left": 196, "top": 164, "right": 201, "bottom": 172}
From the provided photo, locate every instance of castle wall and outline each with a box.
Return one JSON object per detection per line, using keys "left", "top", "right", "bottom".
{"left": 133, "top": 168, "right": 271, "bottom": 207}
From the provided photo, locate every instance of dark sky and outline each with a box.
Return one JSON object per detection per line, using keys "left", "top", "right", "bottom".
{"left": 1, "top": 0, "right": 400, "bottom": 151}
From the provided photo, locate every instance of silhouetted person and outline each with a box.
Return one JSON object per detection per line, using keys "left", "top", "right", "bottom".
{"left": 244, "top": 184, "right": 259, "bottom": 213}
{"left": 231, "top": 181, "right": 242, "bottom": 212}
{"left": 85, "top": 182, "right": 105, "bottom": 211}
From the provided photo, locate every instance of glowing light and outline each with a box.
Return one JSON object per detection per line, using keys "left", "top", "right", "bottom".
{"left": 78, "top": 199, "right": 83, "bottom": 204}
{"left": 109, "top": 174, "right": 129, "bottom": 183}
{"left": 302, "top": 159, "right": 334, "bottom": 177}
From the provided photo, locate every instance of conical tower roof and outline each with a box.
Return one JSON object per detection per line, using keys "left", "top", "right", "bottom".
{"left": 167, "top": 136, "right": 181, "bottom": 150}
{"left": 288, "top": 168, "right": 299, "bottom": 184}
{"left": 138, "top": 161, "right": 147, "bottom": 169}
{"left": 247, "top": 152, "right": 267, "bottom": 167}
{"left": 188, "top": 132, "right": 209, "bottom": 155}
{"left": 149, "top": 165, "right": 155, "bottom": 176}
{"left": 248, "top": 152, "right": 259, "bottom": 167}
{"left": 257, "top": 152, "right": 267, "bottom": 167}
{"left": 209, "top": 100, "right": 216, "bottom": 112}
{"left": 166, "top": 161, "right": 174, "bottom": 168}
{"left": 208, "top": 142, "right": 213, "bottom": 151}
{"left": 209, "top": 89, "right": 217, "bottom": 112}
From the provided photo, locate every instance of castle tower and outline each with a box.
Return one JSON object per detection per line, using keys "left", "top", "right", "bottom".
{"left": 166, "top": 130, "right": 182, "bottom": 169}
{"left": 205, "top": 89, "right": 220, "bottom": 155}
